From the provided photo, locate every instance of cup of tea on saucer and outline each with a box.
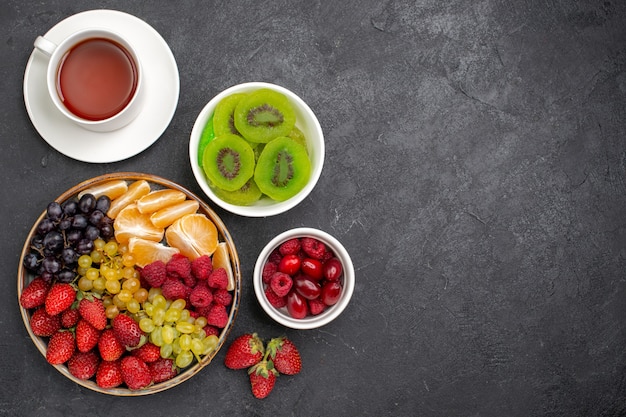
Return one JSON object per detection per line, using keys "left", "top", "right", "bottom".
{"left": 34, "top": 28, "right": 144, "bottom": 132}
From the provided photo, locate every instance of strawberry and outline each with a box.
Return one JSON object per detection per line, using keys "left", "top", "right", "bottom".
{"left": 120, "top": 356, "right": 152, "bottom": 390}
{"left": 248, "top": 361, "right": 278, "bottom": 399}
{"left": 96, "top": 360, "right": 123, "bottom": 388}
{"left": 131, "top": 342, "right": 161, "bottom": 363}
{"left": 149, "top": 357, "right": 178, "bottom": 383}
{"left": 224, "top": 333, "right": 264, "bottom": 370}
{"left": 267, "top": 337, "right": 302, "bottom": 375}
{"left": 45, "top": 283, "right": 76, "bottom": 316}
{"left": 68, "top": 350, "right": 99, "bottom": 380}
{"left": 20, "top": 277, "right": 50, "bottom": 309}
{"left": 46, "top": 330, "right": 75, "bottom": 365}
{"left": 30, "top": 307, "right": 61, "bottom": 337}
{"left": 112, "top": 314, "right": 144, "bottom": 348}
{"left": 78, "top": 297, "right": 107, "bottom": 330}
{"left": 98, "top": 329, "right": 125, "bottom": 362}
{"left": 76, "top": 319, "right": 101, "bottom": 353}
{"left": 60, "top": 308, "right": 80, "bottom": 328}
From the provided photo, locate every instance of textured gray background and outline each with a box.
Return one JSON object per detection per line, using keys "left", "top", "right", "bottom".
{"left": 1, "top": 1, "right": 625, "bottom": 416}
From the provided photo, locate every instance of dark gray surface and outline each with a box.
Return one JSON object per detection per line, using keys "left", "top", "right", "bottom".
{"left": 2, "top": 1, "right": 625, "bottom": 416}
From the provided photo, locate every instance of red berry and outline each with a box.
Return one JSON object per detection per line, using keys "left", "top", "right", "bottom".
{"left": 267, "top": 337, "right": 302, "bottom": 375}
{"left": 270, "top": 272, "right": 293, "bottom": 297}
{"left": 278, "top": 254, "right": 301, "bottom": 275}
{"left": 78, "top": 297, "right": 107, "bottom": 330}
{"left": 322, "top": 258, "right": 343, "bottom": 281}
{"left": 191, "top": 255, "right": 213, "bottom": 280}
{"left": 261, "top": 262, "right": 277, "bottom": 284}
{"left": 96, "top": 360, "right": 123, "bottom": 388}
{"left": 60, "top": 308, "right": 80, "bottom": 328}
{"left": 321, "top": 281, "right": 342, "bottom": 306}
{"left": 308, "top": 298, "right": 327, "bottom": 315}
{"left": 30, "top": 307, "right": 61, "bottom": 337}
{"left": 161, "top": 277, "right": 189, "bottom": 301}
{"left": 189, "top": 283, "right": 213, "bottom": 308}
{"left": 278, "top": 238, "right": 301, "bottom": 255}
{"left": 206, "top": 303, "right": 229, "bottom": 328}
{"left": 264, "top": 286, "right": 287, "bottom": 309}
{"left": 301, "top": 258, "right": 323, "bottom": 280}
{"left": 249, "top": 361, "right": 277, "bottom": 399}
{"left": 120, "top": 356, "right": 152, "bottom": 390}
{"left": 166, "top": 253, "right": 192, "bottom": 281}
{"left": 224, "top": 333, "right": 264, "bottom": 370}
{"left": 98, "top": 329, "right": 125, "bottom": 361}
{"left": 45, "top": 283, "right": 76, "bottom": 316}
{"left": 140, "top": 260, "right": 167, "bottom": 287}
{"left": 301, "top": 237, "right": 327, "bottom": 260}
{"left": 286, "top": 290, "right": 308, "bottom": 319}
{"left": 76, "top": 319, "right": 101, "bottom": 353}
{"left": 132, "top": 342, "right": 161, "bottom": 363}
{"left": 112, "top": 314, "right": 144, "bottom": 348}
{"left": 20, "top": 277, "right": 51, "bottom": 309}
{"left": 46, "top": 330, "right": 75, "bottom": 365}
{"left": 68, "top": 350, "right": 99, "bottom": 380}
{"left": 149, "top": 357, "right": 178, "bottom": 383}
{"left": 212, "top": 288, "right": 233, "bottom": 306}
{"left": 294, "top": 275, "right": 321, "bottom": 300}
{"left": 208, "top": 267, "right": 228, "bottom": 290}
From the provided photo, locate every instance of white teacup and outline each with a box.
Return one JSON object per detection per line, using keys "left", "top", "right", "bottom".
{"left": 34, "top": 28, "right": 144, "bottom": 132}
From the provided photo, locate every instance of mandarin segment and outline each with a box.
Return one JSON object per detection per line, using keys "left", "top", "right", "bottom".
{"left": 107, "top": 180, "right": 152, "bottom": 219}
{"left": 150, "top": 199, "right": 200, "bottom": 229}
{"left": 113, "top": 204, "right": 164, "bottom": 244}
{"left": 136, "top": 189, "right": 187, "bottom": 214}
{"left": 128, "top": 237, "right": 180, "bottom": 268}
{"left": 165, "top": 213, "right": 218, "bottom": 260}
{"left": 78, "top": 179, "right": 128, "bottom": 200}
{"left": 212, "top": 241, "right": 235, "bottom": 291}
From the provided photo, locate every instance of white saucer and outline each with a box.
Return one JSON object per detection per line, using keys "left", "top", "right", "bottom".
{"left": 23, "top": 9, "right": 180, "bottom": 163}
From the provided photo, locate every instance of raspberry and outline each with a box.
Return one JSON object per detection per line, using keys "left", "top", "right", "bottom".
{"left": 264, "top": 286, "right": 287, "bottom": 308}
{"left": 206, "top": 303, "right": 229, "bottom": 328}
{"left": 301, "top": 237, "right": 327, "bottom": 260}
{"left": 270, "top": 272, "right": 292, "bottom": 297}
{"left": 140, "top": 260, "right": 167, "bottom": 288}
{"left": 308, "top": 298, "right": 326, "bottom": 315}
{"left": 195, "top": 304, "right": 212, "bottom": 319}
{"left": 261, "top": 262, "right": 277, "bottom": 284}
{"left": 191, "top": 255, "right": 213, "bottom": 280}
{"left": 212, "top": 288, "right": 232, "bottom": 306}
{"left": 166, "top": 253, "right": 192, "bottom": 281}
{"left": 189, "top": 284, "right": 213, "bottom": 308}
{"left": 279, "top": 238, "right": 301, "bottom": 256}
{"left": 161, "top": 277, "right": 189, "bottom": 301}
{"left": 203, "top": 325, "right": 220, "bottom": 337}
{"left": 208, "top": 267, "right": 228, "bottom": 290}
{"left": 268, "top": 249, "right": 282, "bottom": 264}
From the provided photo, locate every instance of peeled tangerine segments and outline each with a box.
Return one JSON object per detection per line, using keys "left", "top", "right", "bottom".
{"left": 107, "top": 179, "right": 151, "bottom": 219}
{"left": 78, "top": 179, "right": 128, "bottom": 200}
{"left": 212, "top": 241, "right": 235, "bottom": 291}
{"left": 164, "top": 213, "right": 219, "bottom": 260}
{"left": 150, "top": 199, "right": 200, "bottom": 229}
{"left": 234, "top": 89, "right": 296, "bottom": 144}
{"left": 128, "top": 237, "right": 180, "bottom": 268}
{"left": 113, "top": 204, "right": 165, "bottom": 244}
{"left": 213, "top": 93, "right": 248, "bottom": 137}
{"left": 254, "top": 136, "right": 311, "bottom": 202}
{"left": 136, "top": 189, "right": 187, "bottom": 214}
{"left": 202, "top": 134, "right": 255, "bottom": 192}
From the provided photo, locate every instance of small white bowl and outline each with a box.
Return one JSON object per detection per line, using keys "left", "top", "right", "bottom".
{"left": 253, "top": 228, "right": 354, "bottom": 329}
{"left": 189, "top": 82, "right": 325, "bottom": 217}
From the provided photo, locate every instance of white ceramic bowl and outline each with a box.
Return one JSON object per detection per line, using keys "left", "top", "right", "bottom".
{"left": 189, "top": 82, "right": 325, "bottom": 217}
{"left": 253, "top": 228, "right": 354, "bottom": 329}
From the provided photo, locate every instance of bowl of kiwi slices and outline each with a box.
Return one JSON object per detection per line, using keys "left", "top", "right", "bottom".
{"left": 189, "top": 82, "right": 324, "bottom": 217}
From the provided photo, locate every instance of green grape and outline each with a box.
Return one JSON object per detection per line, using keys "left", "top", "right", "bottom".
{"left": 126, "top": 299, "right": 140, "bottom": 314}
{"left": 193, "top": 328, "right": 207, "bottom": 339}
{"left": 139, "top": 318, "right": 155, "bottom": 333}
{"left": 147, "top": 287, "right": 162, "bottom": 302}
{"left": 170, "top": 299, "right": 186, "bottom": 310}
{"left": 164, "top": 308, "right": 181, "bottom": 323}
{"left": 152, "top": 307, "right": 165, "bottom": 326}
{"left": 90, "top": 250, "right": 103, "bottom": 264}
{"left": 93, "top": 277, "right": 106, "bottom": 291}
{"left": 180, "top": 309, "right": 190, "bottom": 322}
{"left": 118, "top": 289, "right": 134, "bottom": 303}
{"left": 105, "top": 279, "right": 121, "bottom": 294}
{"left": 86, "top": 267, "right": 100, "bottom": 281}
{"left": 191, "top": 339, "right": 204, "bottom": 356}
{"left": 78, "top": 254, "right": 92, "bottom": 268}
{"left": 176, "top": 321, "right": 194, "bottom": 334}
{"left": 162, "top": 325, "right": 176, "bottom": 345}
{"left": 94, "top": 238, "right": 106, "bottom": 250}
{"left": 179, "top": 334, "right": 192, "bottom": 351}
{"left": 194, "top": 316, "right": 207, "bottom": 328}
{"left": 150, "top": 327, "right": 164, "bottom": 346}
{"left": 144, "top": 302, "right": 154, "bottom": 316}
{"left": 176, "top": 350, "right": 193, "bottom": 368}
{"left": 172, "top": 338, "right": 182, "bottom": 356}
{"left": 77, "top": 276, "right": 93, "bottom": 291}
{"left": 104, "top": 241, "right": 118, "bottom": 256}
{"left": 153, "top": 295, "right": 167, "bottom": 310}
{"left": 160, "top": 343, "right": 173, "bottom": 358}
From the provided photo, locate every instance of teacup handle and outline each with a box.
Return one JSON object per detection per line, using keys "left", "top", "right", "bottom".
{"left": 34, "top": 36, "right": 57, "bottom": 57}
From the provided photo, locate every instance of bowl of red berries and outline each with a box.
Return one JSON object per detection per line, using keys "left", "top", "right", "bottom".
{"left": 253, "top": 228, "right": 354, "bottom": 329}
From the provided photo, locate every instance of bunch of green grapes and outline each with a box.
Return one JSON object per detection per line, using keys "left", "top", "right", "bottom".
{"left": 138, "top": 289, "right": 219, "bottom": 368}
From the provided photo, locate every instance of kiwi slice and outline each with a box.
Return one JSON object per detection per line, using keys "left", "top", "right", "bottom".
{"left": 211, "top": 178, "right": 262, "bottom": 206}
{"left": 254, "top": 136, "right": 311, "bottom": 201}
{"left": 202, "top": 134, "right": 255, "bottom": 191}
{"left": 288, "top": 126, "right": 308, "bottom": 152}
{"left": 198, "top": 113, "right": 215, "bottom": 167}
{"left": 213, "top": 93, "right": 247, "bottom": 137}
{"left": 234, "top": 89, "right": 296, "bottom": 143}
